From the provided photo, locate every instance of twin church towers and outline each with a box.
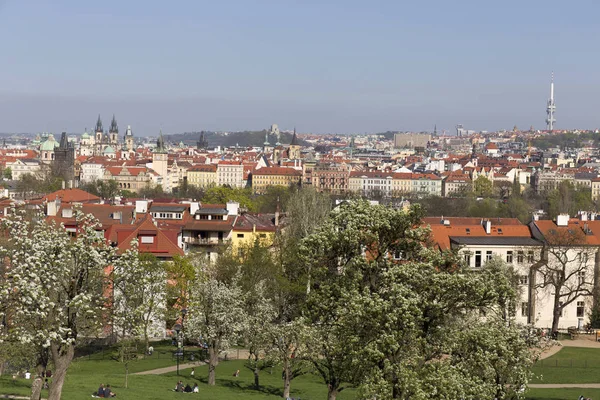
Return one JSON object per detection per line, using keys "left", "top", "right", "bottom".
{"left": 80, "top": 115, "right": 135, "bottom": 156}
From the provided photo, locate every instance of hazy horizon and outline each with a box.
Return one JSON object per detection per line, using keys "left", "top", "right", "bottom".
{"left": 1, "top": 1, "right": 599, "bottom": 135}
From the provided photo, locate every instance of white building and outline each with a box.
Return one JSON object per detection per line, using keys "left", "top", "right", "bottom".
{"left": 216, "top": 161, "right": 244, "bottom": 188}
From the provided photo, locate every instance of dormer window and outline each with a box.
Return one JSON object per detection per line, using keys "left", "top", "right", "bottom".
{"left": 465, "top": 228, "right": 471, "bottom": 235}
{"left": 140, "top": 236, "right": 154, "bottom": 244}
{"left": 497, "top": 228, "right": 503, "bottom": 234}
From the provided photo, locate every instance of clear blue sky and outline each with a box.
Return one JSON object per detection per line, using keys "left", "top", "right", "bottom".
{"left": 0, "top": 0, "right": 598, "bottom": 135}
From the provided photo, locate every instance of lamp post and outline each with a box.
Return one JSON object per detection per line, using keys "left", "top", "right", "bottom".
{"left": 173, "top": 323, "right": 182, "bottom": 376}
{"left": 173, "top": 308, "right": 188, "bottom": 376}
{"left": 181, "top": 308, "right": 187, "bottom": 366}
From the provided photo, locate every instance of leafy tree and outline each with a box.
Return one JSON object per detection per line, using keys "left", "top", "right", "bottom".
{"left": 165, "top": 255, "right": 196, "bottom": 327}
{"left": 138, "top": 184, "right": 165, "bottom": 199}
{"left": 300, "top": 201, "right": 537, "bottom": 399}
{"left": 546, "top": 181, "right": 595, "bottom": 220}
{"left": 497, "top": 196, "right": 532, "bottom": 224}
{"left": 0, "top": 210, "right": 113, "bottom": 400}
{"left": 201, "top": 186, "right": 256, "bottom": 211}
{"left": 3, "top": 167, "right": 11, "bottom": 180}
{"left": 186, "top": 266, "right": 247, "bottom": 385}
{"left": 473, "top": 175, "right": 493, "bottom": 197}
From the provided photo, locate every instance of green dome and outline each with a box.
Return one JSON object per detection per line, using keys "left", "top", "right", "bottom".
{"left": 81, "top": 132, "right": 90, "bottom": 139}
{"left": 39, "top": 134, "right": 59, "bottom": 151}
{"left": 103, "top": 145, "right": 116, "bottom": 154}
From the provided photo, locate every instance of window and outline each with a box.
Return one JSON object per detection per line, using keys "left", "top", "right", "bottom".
{"left": 527, "top": 251, "right": 534, "bottom": 263}
{"left": 506, "top": 251, "right": 513, "bottom": 263}
{"left": 475, "top": 251, "right": 482, "bottom": 268}
{"left": 392, "top": 250, "right": 402, "bottom": 260}
{"left": 521, "top": 302, "right": 529, "bottom": 317}
{"left": 517, "top": 251, "right": 524, "bottom": 263}
{"left": 259, "top": 233, "right": 267, "bottom": 238}
{"left": 237, "top": 233, "right": 244, "bottom": 238}
{"left": 578, "top": 271, "right": 585, "bottom": 285}
{"left": 464, "top": 253, "right": 471, "bottom": 267}
{"left": 140, "top": 236, "right": 154, "bottom": 244}
{"left": 497, "top": 228, "right": 503, "bottom": 234}
{"left": 486, "top": 251, "right": 493, "bottom": 262}
{"left": 519, "top": 275, "right": 528, "bottom": 285}
{"left": 465, "top": 228, "right": 471, "bottom": 235}
{"left": 577, "top": 301, "right": 585, "bottom": 318}
{"left": 583, "top": 253, "right": 589, "bottom": 264}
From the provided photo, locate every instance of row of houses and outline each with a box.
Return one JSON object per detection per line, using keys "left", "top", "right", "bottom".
{"left": 34, "top": 188, "right": 279, "bottom": 263}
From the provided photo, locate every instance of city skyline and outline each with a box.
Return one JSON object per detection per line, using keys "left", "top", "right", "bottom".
{"left": 1, "top": 0, "right": 600, "bottom": 134}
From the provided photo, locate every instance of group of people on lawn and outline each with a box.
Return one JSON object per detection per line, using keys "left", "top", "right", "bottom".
{"left": 95, "top": 384, "right": 116, "bottom": 398}
{"left": 174, "top": 380, "right": 198, "bottom": 393}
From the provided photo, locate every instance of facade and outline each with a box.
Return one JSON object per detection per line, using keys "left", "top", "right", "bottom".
{"left": 442, "top": 173, "right": 472, "bottom": 197}
{"left": 80, "top": 159, "right": 106, "bottom": 183}
{"left": 411, "top": 173, "right": 442, "bottom": 196}
{"left": 531, "top": 171, "right": 574, "bottom": 194}
{"left": 393, "top": 133, "right": 430, "bottom": 149}
{"left": 187, "top": 164, "right": 218, "bottom": 188}
{"left": 9, "top": 158, "right": 43, "bottom": 180}
{"left": 217, "top": 161, "right": 244, "bottom": 188}
{"left": 427, "top": 215, "right": 600, "bottom": 330}
{"left": 349, "top": 171, "right": 393, "bottom": 197}
{"left": 251, "top": 166, "right": 302, "bottom": 194}
{"left": 103, "top": 166, "right": 157, "bottom": 192}
{"left": 311, "top": 163, "right": 350, "bottom": 194}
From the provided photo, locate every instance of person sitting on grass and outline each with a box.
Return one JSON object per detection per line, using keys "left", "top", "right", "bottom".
{"left": 184, "top": 384, "right": 193, "bottom": 393}
{"left": 96, "top": 384, "right": 105, "bottom": 398}
{"left": 104, "top": 384, "right": 116, "bottom": 397}
{"left": 192, "top": 383, "right": 199, "bottom": 393}
{"left": 175, "top": 381, "right": 184, "bottom": 392}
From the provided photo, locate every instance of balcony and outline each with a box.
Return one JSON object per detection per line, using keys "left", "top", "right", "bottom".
{"left": 184, "top": 237, "right": 229, "bottom": 246}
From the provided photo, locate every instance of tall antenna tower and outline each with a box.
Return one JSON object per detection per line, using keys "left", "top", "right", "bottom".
{"left": 545, "top": 72, "right": 556, "bottom": 131}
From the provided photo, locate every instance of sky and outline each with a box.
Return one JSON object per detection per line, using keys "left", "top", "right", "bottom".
{"left": 0, "top": 0, "right": 599, "bottom": 135}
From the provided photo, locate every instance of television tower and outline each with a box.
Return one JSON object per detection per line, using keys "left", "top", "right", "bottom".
{"left": 545, "top": 72, "right": 556, "bottom": 131}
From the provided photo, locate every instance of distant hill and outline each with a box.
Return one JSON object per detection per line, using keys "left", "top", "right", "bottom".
{"left": 165, "top": 130, "right": 308, "bottom": 148}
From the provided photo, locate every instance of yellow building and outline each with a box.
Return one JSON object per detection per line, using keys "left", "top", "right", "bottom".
{"left": 252, "top": 166, "right": 302, "bottom": 194}
{"left": 592, "top": 178, "right": 600, "bottom": 201}
{"left": 187, "top": 164, "right": 217, "bottom": 188}
{"left": 231, "top": 213, "right": 278, "bottom": 256}
{"left": 392, "top": 172, "right": 412, "bottom": 196}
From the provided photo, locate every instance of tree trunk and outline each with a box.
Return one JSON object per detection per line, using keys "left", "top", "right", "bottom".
{"left": 208, "top": 345, "right": 218, "bottom": 386}
{"left": 282, "top": 359, "right": 291, "bottom": 398}
{"left": 253, "top": 367, "right": 259, "bottom": 390}
{"left": 552, "top": 292, "right": 562, "bottom": 334}
{"left": 30, "top": 377, "right": 43, "bottom": 400}
{"left": 48, "top": 343, "right": 74, "bottom": 400}
{"left": 125, "top": 363, "right": 129, "bottom": 389}
{"left": 29, "top": 362, "right": 46, "bottom": 400}
{"left": 327, "top": 386, "right": 338, "bottom": 400}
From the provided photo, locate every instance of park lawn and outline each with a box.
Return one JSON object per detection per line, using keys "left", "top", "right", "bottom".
{"left": 2, "top": 358, "right": 355, "bottom": 400}
{"left": 531, "top": 346, "right": 600, "bottom": 384}
{"left": 527, "top": 388, "right": 600, "bottom": 399}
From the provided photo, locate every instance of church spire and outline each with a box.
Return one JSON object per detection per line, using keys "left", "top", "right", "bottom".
{"left": 95, "top": 115, "right": 103, "bottom": 133}
{"left": 290, "top": 127, "right": 298, "bottom": 146}
{"left": 109, "top": 114, "right": 118, "bottom": 133}
{"left": 156, "top": 129, "right": 166, "bottom": 153}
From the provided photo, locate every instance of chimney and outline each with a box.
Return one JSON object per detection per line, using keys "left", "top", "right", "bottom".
{"left": 580, "top": 211, "right": 588, "bottom": 222}
{"left": 533, "top": 214, "right": 539, "bottom": 221}
{"left": 226, "top": 201, "right": 239, "bottom": 216}
{"left": 556, "top": 214, "right": 570, "bottom": 227}
{"left": 483, "top": 219, "right": 491, "bottom": 235}
{"left": 62, "top": 180, "right": 65, "bottom": 190}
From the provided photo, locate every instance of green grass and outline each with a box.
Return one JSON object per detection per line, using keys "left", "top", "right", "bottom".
{"left": 527, "top": 388, "right": 600, "bottom": 399}
{"left": 8, "top": 345, "right": 600, "bottom": 400}
{"left": 531, "top": 347, "right": 600, "bottom": 384}
{"left": 1, "top": 357, "right": 356, "bottom": 400}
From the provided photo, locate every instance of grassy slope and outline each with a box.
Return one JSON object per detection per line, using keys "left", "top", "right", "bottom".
{"left": 1, "top": 357, "right": 356, "bottom": 400}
